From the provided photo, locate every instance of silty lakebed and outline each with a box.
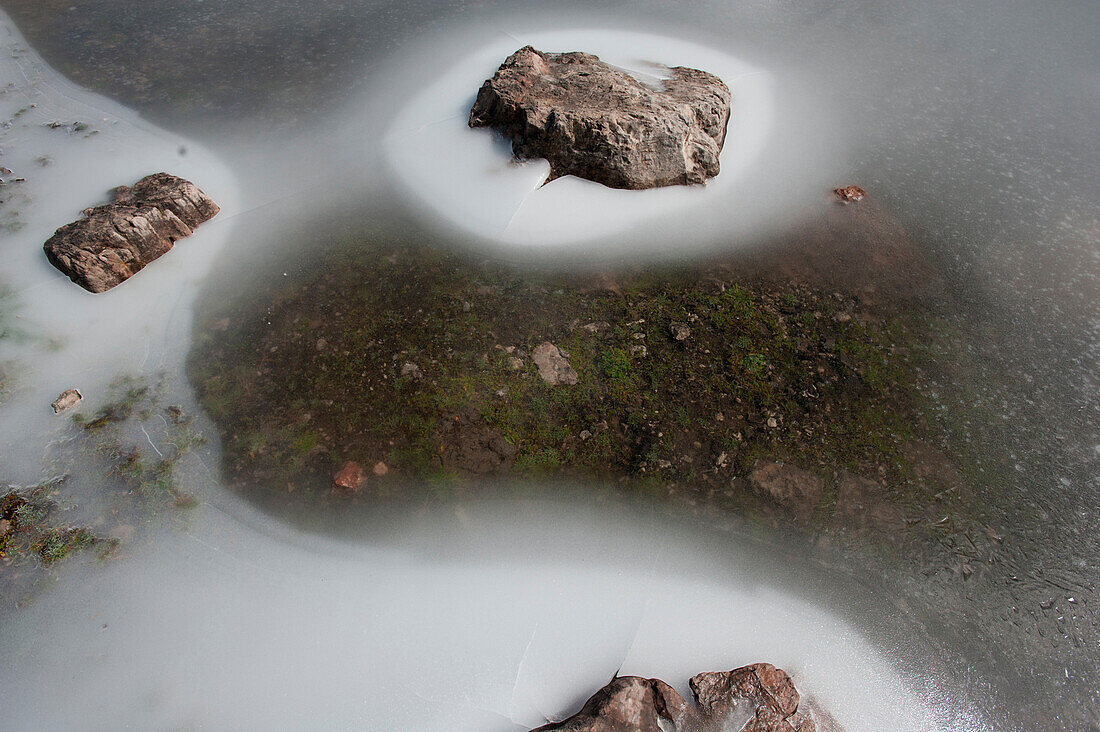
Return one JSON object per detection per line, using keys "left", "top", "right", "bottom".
{"left": 44, "top": 173, "right": 219, "bottom": 293}
{"left": 469, "top": 46, "right": 731, "bottom": 189}
{"left": 189, "top": 208, "right": 976, "bottom": 547}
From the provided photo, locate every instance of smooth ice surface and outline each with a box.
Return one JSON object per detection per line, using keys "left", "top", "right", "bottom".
{"left": 0, "top": 14, "right": 945, "bottom": 731}
{"left": 0, "top": 498, "right": 948, "bottom": 731}
{"left": 1, "top": 0, "right": 1097, "bottom": 727}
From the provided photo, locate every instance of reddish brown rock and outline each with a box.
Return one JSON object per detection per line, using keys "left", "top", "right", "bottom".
{"left": 43, "top": 173, "right": 219, "bottom": 293}
{"left": 120, "top": 173, "right": 220, "bottom": 226}
{"left": 747, "top": 461, "right": 824, "bottom": 522}
{"left": 332, "top": 461, "right": 364, "bottom": 491}
{"left": 470, "top": 46, "right": 731, "bottom": 190}
{"left": 532, "top": 664, "right": 826, "bottom": 732}
{"left": 691, "top": 664, "right": 817, "bottom": 732}
{"left": 832, "top": 185, "right": 866, "bottom": 203}
{"left": 532, "top": 676, "right": 689, "bottom": 732}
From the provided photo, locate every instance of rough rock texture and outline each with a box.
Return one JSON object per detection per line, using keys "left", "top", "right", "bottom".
{"left": 532, "top": 676, "right": 689, "bottom": 732}
{"left": 44, "top": 173, "right": 219, "bottom": 293}
{"left": 533, "top": 665, "right": 825, "bottom": 732}
{"left": 532, "top": 342, "right": 579, "bottom": 385}
{"left": 747, "top": 460, "right": 824, "bottom": 522}
{"left": 669, "top": 321, "right": 692, "bottom": 341}
{"left": 333, "top": 461, "right": 364, "bottom": 491}
{"left": 51, "top": 388, "right": 82, "bottom": 414}
{"left": 691, "top": 664, "right": 818, "bottom": 732}
{"left": 469, "top": 46, "right": 730, "bottom": 190}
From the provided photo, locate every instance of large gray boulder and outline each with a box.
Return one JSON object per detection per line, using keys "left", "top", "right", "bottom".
{"left": 469, "top": 46, "right": 731, "bottom": 190}
{"left": 44, "top": 173, "right": 219, "bottom": 293}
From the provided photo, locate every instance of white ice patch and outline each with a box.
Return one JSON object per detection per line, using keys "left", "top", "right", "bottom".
{"left": 0, "top": 498, "right": 951, "bottom": 731}
{"left": 0, "top": 11, "right": 240, "bottom": 479}
{"left": 383, "top": 29, "right": 783, "bottom": 248}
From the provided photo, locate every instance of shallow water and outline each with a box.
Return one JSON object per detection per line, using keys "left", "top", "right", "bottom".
{"left": 0, "top": 0, "right": 1098, "bottom": 729}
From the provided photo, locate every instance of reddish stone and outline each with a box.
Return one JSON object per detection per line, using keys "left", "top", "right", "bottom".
{"left": 532, "top": 664, "right": 822, "bottom": 732}
{"left": 333, "top": 461, "right": 364, "bottom": 491}
{"left": 833, "top": 185, "right": 866, "bottom": 203}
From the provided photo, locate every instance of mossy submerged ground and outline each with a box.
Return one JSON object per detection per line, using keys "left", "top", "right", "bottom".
{"left": 190, "top": 230, "right": 969, "bottom": 537}
{"left": 1, "top": 375, "right": 207, "bottom": 602}
{"left": 0, "top": 480, "right": 104, "bottom": 566}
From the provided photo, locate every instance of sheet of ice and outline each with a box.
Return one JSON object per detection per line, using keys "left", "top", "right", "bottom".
{"left": 0, "top": 14, "right": 240, "bottom": 480}
{"left": 0, "top": 497, "right": 952, "bottom": 731}
{"left": 0, "top": 10, "right": 967, "bottom": 732}
{"left": 382, "top": 28, "right": 834, "bottom": 250}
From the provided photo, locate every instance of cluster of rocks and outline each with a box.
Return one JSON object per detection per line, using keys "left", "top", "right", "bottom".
{"left": 470, "top": 46, "right": 731, "bottom": 190}
{"left": 44, "top": 173, "right": 219, "bottom": 293}
{"left": 533, "top": 663, "right": 830, "bottom": 732}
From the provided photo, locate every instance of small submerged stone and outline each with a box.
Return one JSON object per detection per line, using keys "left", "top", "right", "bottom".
{"left": 833, "top": 185, "right": 867, "bottom": 203}
{"left": 333, "top": 461, "right": 364, "bottom": 491}
{"left": 470, "top": 46, "right": 731, "bottom": 190}
{"left": 43, "top": 173, "right": 220, "bottom": 293}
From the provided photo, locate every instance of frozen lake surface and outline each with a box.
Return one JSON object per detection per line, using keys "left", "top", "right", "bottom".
{"left": 0, "top": 0, "right": 1097, "bottom": 728}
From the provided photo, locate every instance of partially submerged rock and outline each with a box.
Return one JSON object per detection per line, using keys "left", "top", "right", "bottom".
{"left": 470, "top": 46, "right": 730, "bottom": 189}
{"left": 532, "top": 676, "right": 688, "bottom": 732}
{"left": 44, "top": 173, "right": 219, "bottom": 293}
{"left": 51, "top": 388, "right": 82, "bottom": 414}
{"left": 691, "top": 663, "right": 818, "bottom": 731}
{"left": 533, "top": 664, "right": 823, "bottom": 732}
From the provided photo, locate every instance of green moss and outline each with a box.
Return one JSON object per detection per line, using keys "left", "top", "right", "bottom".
{"left": 190, "top": 232, "right": 948, "bottom": 521}
{"left": 2, "top": 489, "right": 103, "bottom": 568}
{"left": 513, "top": 448, "right": 564, "bottom": 474}
{"left": 34, "top": 528, "right": 96, "bottom": 564}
